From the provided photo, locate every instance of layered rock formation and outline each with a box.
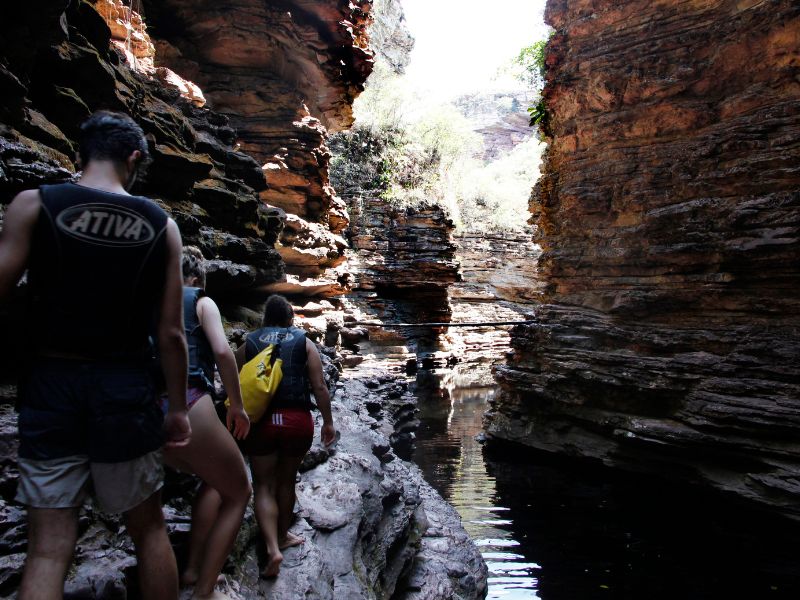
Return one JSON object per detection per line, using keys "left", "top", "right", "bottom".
{"left": 333, "top": 196, "right": 459, "bottom": 371}
{"left": 455, "top": 91, "right": 539, "bottom": 161}
{"left": 368, "top": 0, "right": 414, "bottom": 75}
{"left": 0, "top": 363, "right": 487, "bottom": 599}
{"left": 444, "top": 233, "right": 541, "bottom": 387}
{"left": 143, "top": 0, "right": 375, "bottom": 288}
{"left": 0, "top": 0, "right": 285, "bottom": 305}
{"left": 349, "top": 197, "right": 459, "bottom": 322}
{"left": 487, "top": 0, "right": 800, "bottom": 518}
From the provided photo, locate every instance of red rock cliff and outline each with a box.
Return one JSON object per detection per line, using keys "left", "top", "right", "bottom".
{"left": 143, "top": 0, "right": 374, "bottom": 283}
{"left": 486, "top": 0, "right": 800, "bottom": 518}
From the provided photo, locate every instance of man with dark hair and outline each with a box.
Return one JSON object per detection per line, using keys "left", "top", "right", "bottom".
{"left": 0, "top": 110, "right": 191, "bottom": 600}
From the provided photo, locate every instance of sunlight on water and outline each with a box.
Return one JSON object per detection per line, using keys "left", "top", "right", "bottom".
{"left": 411, "top": 370, "right": 800, "bottom": 600}
{"left": 414, "top": 385, "right": 541, "bottom": 599}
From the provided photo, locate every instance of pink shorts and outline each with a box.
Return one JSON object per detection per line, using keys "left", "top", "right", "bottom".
{"left": 158, "top": 387, "right": 207, "bottom": 414}
{"left": 242, "top": 408, "right": 313, "bottom": 457}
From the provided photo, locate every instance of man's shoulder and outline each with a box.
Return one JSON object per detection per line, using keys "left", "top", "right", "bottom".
{"left": 9, "top": 188, "right": 43, "bottom": 208}
{"left": 2, "top": 188, "right": 42, "bottom": 229}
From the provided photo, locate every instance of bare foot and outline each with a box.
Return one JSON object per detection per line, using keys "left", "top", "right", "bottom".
{"left": 278, "top": 532, "right": 304, "bottom": 550}
{"left": 192, "top": 590, "right": 231, "bottom": 600}
{"left": 261, "top": 551, "right": 283, "bottom": 578}
{"left": 181, "top": 567, "right": 199, "bottom": 587}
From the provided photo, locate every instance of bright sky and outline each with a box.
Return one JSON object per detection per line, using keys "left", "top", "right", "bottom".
{"left": 400, "top": 0, "right": 550, "bottom": 100}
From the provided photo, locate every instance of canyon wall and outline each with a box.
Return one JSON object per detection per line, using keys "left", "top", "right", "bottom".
{"left": 486, "top": 0, "right": 800, "bottom": 518}
{"left": 0, "top": 2, "right": 490, "bottom": 597}
{"left": 142, "top": 0, "right": 374, "bottom": 291}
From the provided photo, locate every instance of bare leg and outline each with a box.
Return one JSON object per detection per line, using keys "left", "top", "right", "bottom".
{"left": 124, "top": 490, "right": 179, "bottom": 600}
{"left": 18, "top": 507, "right": 79, "bottom": 600}
{"left": 165, "top": 396, "right": 251, "bottom": 598}
{"left": 250, "top": 453, "right": 282, "bottom": 577}
{"left": 181, "top": 483, "right": 222, "bottom": 586}
{"left": 275, "top": 453, "right": 305, "bottom": 549}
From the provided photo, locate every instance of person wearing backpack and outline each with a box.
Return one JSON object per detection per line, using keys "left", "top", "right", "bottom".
{"left": 235, "top": 294, "right": 336, "bottom": 578}
{"left": 160, "top": 247, "right": 251, "bottom": 600}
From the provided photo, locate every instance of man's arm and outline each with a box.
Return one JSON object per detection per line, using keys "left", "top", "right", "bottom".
{"left": 0, "top": 190, "right": 41, "bottom": 300}
{"left": 158, "top": 219, "right": 190, "bottom": 447}
{"left": 306, "top": 339, "right": 336, "bottom": 446}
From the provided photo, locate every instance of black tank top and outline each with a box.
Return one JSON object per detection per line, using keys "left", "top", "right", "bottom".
{"left": 28, "top": 183, "right": 169, "bottom": 359}
{"left": 184, "top": 287, "right": 215, "bottom": 391}
{"left": 245, "top": 326, "right": 312, "bottom": 411}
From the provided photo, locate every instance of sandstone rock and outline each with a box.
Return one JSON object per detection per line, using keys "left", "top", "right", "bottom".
{"left": 144, "top": 0, "right": 372, "bottom": 251}
{"left": 454, "top": 90, "right": 539, "bottom": 162}
{"left": 345, "top": 197, "right": 461, "bottom": 346}
{"left": 368, "top": 0, "right": 414, "bottom": 75}
{"left": 0, "top": 0, "right": 286, "bottom": 314}
{"left": 487, "top": 0, "right": 800, "bottom": 520}
{"left": 277, "top": 214, "right": 349, "bottom": 277}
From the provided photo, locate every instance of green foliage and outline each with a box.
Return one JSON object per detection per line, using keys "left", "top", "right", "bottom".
{"left": 330, "top": 58, "right": 545, "bottom": 234}
{"left": 454, "top": 136, "right": 544, "bottom": 233}
{"left": 511, "top": 33, "right": 552, "bottom": 132}
{"left": 513, "top": 38, "right": 548, "bottom": 90}
{"left": 527, "top": 99, "right": 548, "bottom": 128}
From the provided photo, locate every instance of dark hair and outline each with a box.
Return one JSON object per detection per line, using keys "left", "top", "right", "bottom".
{"left": 182, "top": 246, "right": 206, "bottom": 287}
{"left": 78, "top": 111, "right": 150, "bottom": 165}
{"left": 263, "top": 295, "right": 293, "bottom": 327}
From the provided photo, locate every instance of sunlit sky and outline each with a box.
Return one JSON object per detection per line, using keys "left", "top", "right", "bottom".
{"left": 400, "top": 0, "right": 550, "bottom": 99}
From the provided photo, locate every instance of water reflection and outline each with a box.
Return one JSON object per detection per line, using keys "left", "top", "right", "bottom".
{"left": 412, "top": 375, "right": 800, "bottom": 600}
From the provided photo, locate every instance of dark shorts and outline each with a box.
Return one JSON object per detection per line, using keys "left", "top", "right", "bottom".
{"left": 18, "top": 358, "right": 164, "bottom": 464}
{"left": 242, "top": 408, "right": 313, "bottom": 457}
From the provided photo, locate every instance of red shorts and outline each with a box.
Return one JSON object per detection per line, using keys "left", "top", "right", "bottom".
{"left": 242, "top": 408, "right": 313, "bottom": 457}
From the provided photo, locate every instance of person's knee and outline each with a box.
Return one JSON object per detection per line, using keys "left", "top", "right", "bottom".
{"left": 123, "top": 494, "right": 166, "bottom": 543}
{"left": 27, "top": 508, "right": 79, "bottom": 558}
{"left": 221, "top": 474, "right": 252, "bottom": 506}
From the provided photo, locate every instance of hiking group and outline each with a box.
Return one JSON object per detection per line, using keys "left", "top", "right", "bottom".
{"left": 0, "top": 111, "right": 337, "bottom": 600}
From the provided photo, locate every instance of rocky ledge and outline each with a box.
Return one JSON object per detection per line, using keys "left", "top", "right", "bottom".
{"left": 486, "top": 0, "right": 800, "bottom": 519}
{"left": 0, "top": 363, "right": 487, "bottom": 599}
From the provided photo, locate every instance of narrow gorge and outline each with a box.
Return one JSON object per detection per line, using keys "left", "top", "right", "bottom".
{"left": 0, "top": 0, "right": 799, "bottom": 598}
{"left": 0, "top": 1, "right": 486, "bottom": 598}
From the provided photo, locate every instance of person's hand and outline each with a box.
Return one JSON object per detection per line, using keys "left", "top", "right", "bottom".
{"left": 227, "top": 405, "right": 250, "bottom": 440}
{"left": 321, "top": 422, "right": 337, "bottom": 447}
{"left": 164, "top": 409, "right": 191, "bottom": 449}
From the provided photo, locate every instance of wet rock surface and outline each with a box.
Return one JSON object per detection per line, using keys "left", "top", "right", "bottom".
{"left": 487, "top": 0, "right": 800, "bottom": 519}
{"left": 0, "top": 366, "right": 486, "bottom": 599}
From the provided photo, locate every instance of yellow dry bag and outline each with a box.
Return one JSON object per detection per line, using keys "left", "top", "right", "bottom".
{"left": 227, "top": 343, "right": 283, "bottom": 422}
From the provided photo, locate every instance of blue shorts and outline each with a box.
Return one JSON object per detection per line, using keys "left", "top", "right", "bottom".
{"left": 17, "top": 358, "right": 164, "bottom": 464}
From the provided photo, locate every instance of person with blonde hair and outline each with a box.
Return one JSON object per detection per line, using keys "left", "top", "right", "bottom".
{"left": 161, "top": 246, "right": 251, "bottom": 600}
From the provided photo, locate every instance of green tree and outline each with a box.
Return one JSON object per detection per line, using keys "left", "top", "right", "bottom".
{"left": 513, "top": 38, "right": 548, "bottom": 90}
